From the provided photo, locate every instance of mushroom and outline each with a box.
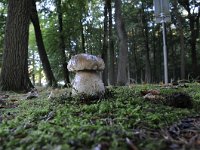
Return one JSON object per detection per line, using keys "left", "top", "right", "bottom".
{"left": 67, "top": 53, "right": 105, "bottom": 97}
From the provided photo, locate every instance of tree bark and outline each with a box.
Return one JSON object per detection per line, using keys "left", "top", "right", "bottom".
{"left": 38, "top": 63, "right": 42, "bottom": 86}
{"left": 169, "top": 27, "right": 177, "bottom": 80}
{"left": 178, "top": 0, "right": 200, "bottom": 77}
{"left": 152, "top": 23, "right": 157, "bottom": 82}
{"left": 141, "top": 3, "right": 151, "bottom": 83}
{"left": 102, "top": 0, "right": 109, "bottom": 86}
{"left": 115, "top": 0, "right": 128, "bottom": 85}
{"left": 80, "top": 19, "right": 86, "bottom": 53}
{"left": 30, "top": 0, "right": 57, "bottom": 87}
{"left": 190, "top": 16, "right": 198, "bottom": 76}
{"left": 56, "top": 0, "right": 70, "bottom": 86}
{"left": 32, "top": 48, "right": 36, "bottom": 85}
{"left": 172, "top": 0, "right": 185, "bottom": 79}
{"left": 108, "top": 0, "right": 115, "bottom": 85}
{"left": 130, "top": 29, "right": 138, "bottom": 83}
{"left": 0, "top": 0, "right": 33, "bottom": 92}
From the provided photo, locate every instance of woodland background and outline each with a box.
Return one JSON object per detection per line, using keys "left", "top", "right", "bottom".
{"left": 0, "top": 0, "right": 199, "bottom": 91}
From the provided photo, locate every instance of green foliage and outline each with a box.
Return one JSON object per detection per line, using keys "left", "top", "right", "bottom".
{"left": 1, "top": 84, "right": 199, "bottom": 149}
{"left": 1, "top": 0, "right": 200, "bottom": 84}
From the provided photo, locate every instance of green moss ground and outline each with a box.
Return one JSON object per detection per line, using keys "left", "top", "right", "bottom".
{"left": 0, "top": 83, "right": 200, "bottom": 150}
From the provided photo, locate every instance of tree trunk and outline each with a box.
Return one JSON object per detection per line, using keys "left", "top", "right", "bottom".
{"left": 30, "top": 0, "right": 57, "bottom": 87}
{"left": 115, "top": 0, "right": 128, "bottom": 85}
{"left": 188, "top": 7, "right": 200, "bottom": 77}
{"left": 152, "top": 23, "right": 157, "bottom": 82}
{"left": 141, "top": 3, "right": 151, "bottom": 83}
{"left": 179, "top": 24, "right": 185, "bottom": 79}
{"left": 178, "top": 0, "right": 200, "bottom": 77}
{"left": 169, "top": 27, "right": 177, "bottom": 80}
{"left": 130, "top": 29, "right": 137, "bottom": 83}
{"left": 190, "top": 17, "right": 198, "bottom": 76}
{"left": 38, "top": 63, "right": 42, "bottom": 86}
{"left": 0, "top": 0, "right": 33, "bottom": 92}
{"left": 32, "top": 48, "right": 36, "bottom": 85}
{"left": 108, "top": 0, "right": 115, "bottom": 85}
{"left": 102, "top": 0, "right": 108, "bottom": 86}
{"left": 80, "top": 19, "right": 86, "bottom": 53}
{"left": 144, "top": 42, "right": 151, "bottom": 83}
{"left": 172, "top": 0, "right": 185, "bottom": 79}
{"left": 56, "top": 0, "right": 70, "bottom": 86}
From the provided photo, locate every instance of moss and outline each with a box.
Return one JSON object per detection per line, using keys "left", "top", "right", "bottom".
{"left": 0, "top": 84, "right": 199, "bottom": 149}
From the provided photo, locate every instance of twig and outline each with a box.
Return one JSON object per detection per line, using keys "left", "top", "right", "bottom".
{"left": 126, "top": 137, "right": 139, "bottom": 150}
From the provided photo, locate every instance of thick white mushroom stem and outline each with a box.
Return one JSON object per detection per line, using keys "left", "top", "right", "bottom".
{"left": 72, "top": 71, "right": 105, "bottom": 96}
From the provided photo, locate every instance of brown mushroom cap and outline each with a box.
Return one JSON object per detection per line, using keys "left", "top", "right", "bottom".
{"left": 67, "top": 53, "right": 105, "bottom": 71}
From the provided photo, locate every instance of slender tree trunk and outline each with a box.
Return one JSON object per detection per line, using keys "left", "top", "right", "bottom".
{"left": 130, "top": 29, "right": 137, "bottom": 83}
{"left": 158, "top": 32, "right": 162, "bottom": 82}
{"left": 56, "top": 0, "right": 70, "bottom": 86}
{"left": 80, "top": 19, "right": 86, "bottom": 53}
{"left": 172, "top": 0, "right": 186, "bottom": 79}
{"left": 132, "top": 31, "right": 138, "bottom": 83}
{"left": 102, "top": 0, "right": 108, "bottom": 86}
{"left": 152, "top": 23, "right": 157, "bottom": 82}
{"left": 190, "top": 17, "right": 197, "bottom": 76}
{"left": 32, "top": 48, "right": 35, "bottom": 85}
{"left": 115, "top": 0, "right": 128, "bottom": 85}
{"left": 144, "top": 32, "right": 151, "bottom": 83}
{"left": 30, "top": 0, "right": 57, "bottom": 87}
{"left": 169, "top": 27, "right": 176, "bottom": 80}
{"left": 133, "top": 47, "right": 138, "bottom": 82}
{"left": 108, "top": 0, "right": 115, "bottom": 85}
{"left": 38, "top": 63, "right": 42, "bottom": 86}
{"left": 0, "top": 0, "right": 33, "bottom": 92}
{"left": 178, "top": 1, "right": 200, "bottom": 77}
{"left": 189, "top": 10, "right": 200, "bottom": 77}
{"left": 141, "top": 4, "right": 151, "bottom": 83}
{"left": 180, "top": 25, "right": 185, "bottom": 79}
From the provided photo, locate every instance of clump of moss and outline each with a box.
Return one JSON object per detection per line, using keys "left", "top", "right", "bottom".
{"left": 142, "top": 89, "right": 193, "bottom": 109}
{"left": 165, "top": 92, "right": 193, "bottom": 108}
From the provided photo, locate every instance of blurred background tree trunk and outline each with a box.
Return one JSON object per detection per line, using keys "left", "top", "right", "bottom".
{"left": 108, "top": 0, "right": 115, "bottom": 85}
{"left": 115, "top": 0, "right": 129, "bottom": 85}
{"left": 31, "top": 0, "right": 57, "bottom": 87}
{"left": 102, "top": 0, "right": 109, "bottom": 86}
{"left": 56, "top": 0, "right": 70, "bottom": 86}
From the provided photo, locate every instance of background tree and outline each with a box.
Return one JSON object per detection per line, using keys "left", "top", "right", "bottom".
{"left": 56, "top": 0, "right": 70, "bottom": 86}
{"left": 31, "top": 0, "right": 57, "bottom": 87}
{"left": 29, "top": 25, "right": 44, "bottom": 86}
{"left": 178, "top": 0, "right": 200, "bottom": 77}
{"left": 171, "top": 0, "right": 186, "bottom": 79}
{"left": 108, "top": 0, "right": 115, "bottom": 85}
{"left": 102, "top": 0, "right": 109, "bottom": 86}
{"left": 115, "top": 0, "right": 129, "bottom": 85}
{"left": 140, "top": 2, "right": 152, "bottom": 83}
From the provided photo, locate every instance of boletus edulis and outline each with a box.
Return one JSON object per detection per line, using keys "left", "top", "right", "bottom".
{"left": 67, "top": 53, "right": 105, "bottom": 97}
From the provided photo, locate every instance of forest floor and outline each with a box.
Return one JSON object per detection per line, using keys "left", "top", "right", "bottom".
{"left": 0, "top": 83, "right": 200, "bottom": 150}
